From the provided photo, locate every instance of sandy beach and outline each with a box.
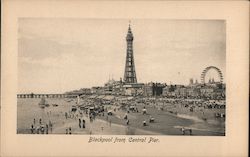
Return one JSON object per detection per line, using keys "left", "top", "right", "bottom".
{"left": 17, "top": 97, "right": 225, "bottom": 135}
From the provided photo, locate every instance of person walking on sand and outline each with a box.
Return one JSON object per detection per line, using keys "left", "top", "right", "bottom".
{"left": 65, "top": 112, "right": 68, "bottom": 119}
{"left": 79, "top": 118, "right": 81, "bottom": 128}
{"left": 45, "top": 124, "right": 49, "bottom": 134}
{"left": 126, "top": 119, "right": 130, "bottom": 125}
{"left": 142, "top": 107, "right": 147, "bottom": 115}
{"left": 181, "top": 127, "right": 185, "bottom": 135}
{"left": 33, "top": 118, "right": 36, "bottom": 125}
{"left": 49, "top": 120, "right": 53, "bottom": 132}
{"left": 89, "top": 115, "right": 92, "bottom": 122}
{"left": 30, "top": 124, "right": 34, "bottom": 134}
{"left": 69, "top": 127, "right": 72, "bottom": 134}
{"left": 124, "top": 113, "right": 128, "bottom": 120}
{"left": 82, "top": 119, "right": 85, "bottom": 128}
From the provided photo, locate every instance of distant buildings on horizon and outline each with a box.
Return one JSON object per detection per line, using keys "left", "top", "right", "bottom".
{"left": 65, "top": 77, "right": 225, "bottom": 100}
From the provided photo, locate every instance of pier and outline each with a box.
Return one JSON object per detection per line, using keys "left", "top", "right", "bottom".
{"left": 17, "top": 93, "right": 78, "bottom": 99}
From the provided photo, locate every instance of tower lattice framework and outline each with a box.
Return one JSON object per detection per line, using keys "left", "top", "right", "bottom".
{"left": 124, "top": 24, "right": 137, "bottom": 83}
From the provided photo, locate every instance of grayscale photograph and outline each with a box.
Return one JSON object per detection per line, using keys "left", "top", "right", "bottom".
{"left": 17, "top": 19, "right": 226, "bottom": 135}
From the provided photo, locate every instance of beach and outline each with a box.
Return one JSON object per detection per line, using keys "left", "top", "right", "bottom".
{"left": 17, "top": 97, "right": 225, "bottom": 135}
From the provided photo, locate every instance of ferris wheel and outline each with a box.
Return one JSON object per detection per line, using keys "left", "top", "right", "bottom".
{"left": 200, "top": 66, "right": 223, "bottom": 84}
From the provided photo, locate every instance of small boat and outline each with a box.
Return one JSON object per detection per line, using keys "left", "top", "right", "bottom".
{"left": 38, "top": 97, "right": 49, "bottom": 108}
{"left": 52, "top": 104, "right": 58, "bottom": 107}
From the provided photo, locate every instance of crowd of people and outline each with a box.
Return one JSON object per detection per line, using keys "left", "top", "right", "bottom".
{"left": 30, "top": 118, "right": 53, "bottom": 134}
{"left": 26, "top": 96, "right": 225, "bottom": 135}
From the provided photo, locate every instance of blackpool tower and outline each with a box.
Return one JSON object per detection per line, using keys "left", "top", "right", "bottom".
{"left": 123, "top": 24, "right": 137, "bottom": 83}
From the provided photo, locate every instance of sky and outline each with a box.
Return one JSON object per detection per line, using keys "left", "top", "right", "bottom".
{"left": 18, "top": 19, "right": 226, "bottom": 93}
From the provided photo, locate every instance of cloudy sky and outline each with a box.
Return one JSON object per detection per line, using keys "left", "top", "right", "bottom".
{"left": 18, "top": 19, "right": 226, "bottom": 93}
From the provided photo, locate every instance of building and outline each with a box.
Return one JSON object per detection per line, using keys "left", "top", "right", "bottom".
{"left": 103, "top": 78, "right": 124, "bottom": 95}
{"left": 189, "top": 78, "right": 194, "bottom": 85}
{"left": 143, "top": 82, "right": 166, "bottom": 97}
{"left": 91, "top": 86, "right": 105, "bottom": 95}
{"left": 186, "top": 86, "right": 201, "bottom": 98}
{"left": 122, "top": 83, "right": 144, "bottom": 96}
{"left": 163, "top": 85, "right": 177, "bottom": 97}
{"left": 162, "top": 86, "right": 170, "bottom": 97}
{"left": 174, "top": 85, "right": 185, "bottom": 98}
{"left": 65, "top": 88, "right": 91, "bottom": 95}
{"left": 79, "top": 88, "right": 91, "bottom": 95}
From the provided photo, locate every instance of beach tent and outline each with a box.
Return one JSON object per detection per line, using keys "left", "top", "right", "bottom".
{"left": 97, "top": 95, "right": 105, "bottom": 99}
{"left": 103, "top": 95, "right": 115, "bottom": 101}
{"left": 127, "top": 97, "right": 134, "bottom": 100}
{"left": 88, "top": 95, "right": 98, "bottom": 99}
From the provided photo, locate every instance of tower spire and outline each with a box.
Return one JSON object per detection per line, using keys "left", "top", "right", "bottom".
{"left": 127, "top": 21, "right": 132, "bottom": 34}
